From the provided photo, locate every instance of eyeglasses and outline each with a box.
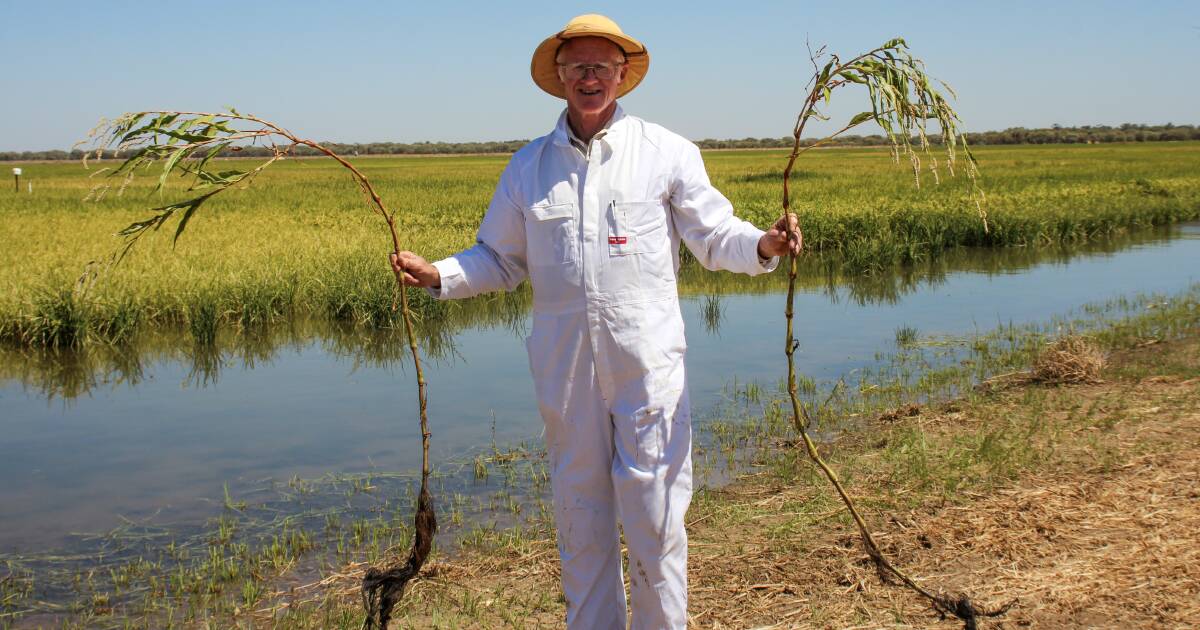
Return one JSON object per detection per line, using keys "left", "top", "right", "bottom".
{"left": 557, "top": 61, "right": 625, "bottom": 81}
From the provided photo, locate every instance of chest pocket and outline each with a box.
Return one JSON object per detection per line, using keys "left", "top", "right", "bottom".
{"left": 523, "top": 201, "right": 577, "bottom": 266}
{"left": 609, "top": 200, "right": 668, "bottom": 256}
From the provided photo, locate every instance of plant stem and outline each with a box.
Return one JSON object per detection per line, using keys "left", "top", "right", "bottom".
{"left": 92, "top": 110, "right": 436, "bottom": 628}
{"left": 779, "top": 54, "right": 1009, "bottom": 628}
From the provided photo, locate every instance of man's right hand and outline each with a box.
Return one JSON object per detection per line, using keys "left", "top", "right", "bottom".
{"left": 389, "top": 251, "right": 441, "bottom": 289}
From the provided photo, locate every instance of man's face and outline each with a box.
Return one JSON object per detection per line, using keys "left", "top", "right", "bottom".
{"left": 557, "top": 37, "right": 627, "bottom": 116}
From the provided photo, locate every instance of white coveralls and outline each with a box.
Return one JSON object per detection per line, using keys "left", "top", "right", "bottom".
{"left": 429, "top": 105, "right": 777, "bottom": 629}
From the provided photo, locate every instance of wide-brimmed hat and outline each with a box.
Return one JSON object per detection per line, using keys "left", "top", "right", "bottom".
{"left": 530, "top": 14, "right": 649, "bottom": 99}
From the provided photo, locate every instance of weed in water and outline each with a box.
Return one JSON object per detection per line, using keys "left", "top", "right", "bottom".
{"left": 894, "top": 324, "right": 919, "bottom": 347}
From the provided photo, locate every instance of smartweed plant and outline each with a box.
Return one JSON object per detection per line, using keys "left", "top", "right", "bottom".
{"left": 81, "top": 110, "right": 434, "bottom": 629}
{"left": 780, "top": 39, "right": 1009, "bottom": 628}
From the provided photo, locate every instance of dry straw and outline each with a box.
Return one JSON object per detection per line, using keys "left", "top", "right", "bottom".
{"left": 1030, "top": 335, "right": 1106, "bottom": 384}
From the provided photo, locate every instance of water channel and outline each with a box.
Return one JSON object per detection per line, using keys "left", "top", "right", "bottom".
{"left": 2, "top": 223, "right": 1198, "bottom": 567}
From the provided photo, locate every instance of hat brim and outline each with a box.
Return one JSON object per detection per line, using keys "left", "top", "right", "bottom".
{"left": 531, "top": 32, "right": 649, "bottom": 99}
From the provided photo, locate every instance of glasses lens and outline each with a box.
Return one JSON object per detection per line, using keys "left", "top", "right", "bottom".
{"left": 561, "top": 63, "right": 618, "bottom": 80}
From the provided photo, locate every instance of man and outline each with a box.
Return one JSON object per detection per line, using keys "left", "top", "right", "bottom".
{"left": 391, "top": 14, "right": 800, "bottom": 629}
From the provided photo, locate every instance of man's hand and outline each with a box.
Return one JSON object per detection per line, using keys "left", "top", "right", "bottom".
{"left": 389, "top": 251, "right": 441, "bottom": 289}
{"left": 757, "top": 212, "right": 803, "bottom": 259}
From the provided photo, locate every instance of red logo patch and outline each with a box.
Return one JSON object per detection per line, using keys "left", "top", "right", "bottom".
{"left": 608, "top": 236, "right": 628, "bottom": 245}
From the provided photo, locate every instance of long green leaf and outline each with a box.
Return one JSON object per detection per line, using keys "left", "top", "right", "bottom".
{"left": 848, "top": 111, "right": 875, "bottom": 127}
{"left": 171, "top": 191, "right": 219, "bottom": 246}
{"left": 157, "top": 147, "right": 191, "bottom": 192}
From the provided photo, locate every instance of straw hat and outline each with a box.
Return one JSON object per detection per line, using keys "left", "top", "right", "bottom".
{"left": 530, "top": 14, "right": 650, "bottom": 99}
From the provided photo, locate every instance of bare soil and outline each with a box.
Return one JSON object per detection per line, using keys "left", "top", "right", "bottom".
{"left": 274, "top": 338, "right": 1200, "bottom": 629}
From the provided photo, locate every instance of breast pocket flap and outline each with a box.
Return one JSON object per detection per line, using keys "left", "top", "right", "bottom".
{"left": 527, "top": 202, "right": 574, "bottom": 221}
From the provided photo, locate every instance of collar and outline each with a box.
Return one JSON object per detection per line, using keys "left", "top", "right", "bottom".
{"left": 551, "top": 103, "right": 626, "bottom": 148}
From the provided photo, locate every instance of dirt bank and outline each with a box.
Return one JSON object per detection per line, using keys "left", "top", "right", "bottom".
{"left": 257, "top": 336, "right": 1199, "bottom": 629}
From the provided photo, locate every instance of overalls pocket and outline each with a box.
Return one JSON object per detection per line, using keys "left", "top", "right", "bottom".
{"left": 631, "top": 406, "right": 666, "bottom": 470}
{"left": 609, "top": 200, "right": 667, "bottom": 256}
{"left": 523, "top": 201, "right": 577, "bottom": 265}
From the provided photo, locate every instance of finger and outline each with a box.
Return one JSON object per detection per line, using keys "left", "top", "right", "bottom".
{"left": 402, "top": 271, "right": 419, "bottom": 286}
{"left": 397, "top": 252, "right": 423, "bottom": 272}
{"left": 392, "top": 252, "right": 410, "bottom": 273}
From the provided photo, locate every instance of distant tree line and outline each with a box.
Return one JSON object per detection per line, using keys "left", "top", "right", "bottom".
{"left": 0, "top": 139, "right": 531, "bottom": 162}
{"left": 694, "top": 123, "right": 1200, "bottom": 150}
{"left": 3, "top": 124, "right": 1197, "bottom": 161}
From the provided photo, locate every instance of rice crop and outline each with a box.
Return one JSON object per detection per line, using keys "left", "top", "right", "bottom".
{"left": 1, "top": 142, "right": 1197, "bottom": 350}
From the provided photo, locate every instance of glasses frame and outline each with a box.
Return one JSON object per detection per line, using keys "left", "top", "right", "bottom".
{"left": 556, "top": 60, "right": 627, "bottom": 82}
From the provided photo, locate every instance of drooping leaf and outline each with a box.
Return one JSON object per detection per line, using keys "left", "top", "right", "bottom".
{"left": 175, "top": 114, "right": 214, "bottom": 136}
{"left": 817, "top": 60, "right": 835, "bottom": 87}
{"left": 848, "top": 111, "right": 875, "bottom": 127}
{"left": 183, "top": 141, "right": 233, "bottom": 189}
{"left": 171, "top": 191, "right": 219, "bottom": 246}
{"left": 157, "top": 147, "right": 192, "bottom": 192}
{"left": 839, "top": 71, "right": 867, "bottom": 84}
{"left": 145, "top": 127, "right": 213, "bottom": 144}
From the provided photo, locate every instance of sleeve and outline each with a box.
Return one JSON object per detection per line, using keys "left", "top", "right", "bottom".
{"left": 669, "top": 141, "right": 778, "bottom": 276}
{"left": 427, "top": 159, "right": 529, "bottom": 300}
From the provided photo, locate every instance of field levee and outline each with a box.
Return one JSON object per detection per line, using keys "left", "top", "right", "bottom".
{"left": 1, "top": 142, "right": 1198, "bottom": 350}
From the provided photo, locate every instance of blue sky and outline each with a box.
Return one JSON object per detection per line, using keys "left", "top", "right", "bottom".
{"left": 1, "top": 1, "right": 1197, "bottom": 151}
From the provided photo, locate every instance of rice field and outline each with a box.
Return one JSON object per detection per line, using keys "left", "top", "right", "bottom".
{"left": 1, "top": 142, "right": 1197, "bottom": 349}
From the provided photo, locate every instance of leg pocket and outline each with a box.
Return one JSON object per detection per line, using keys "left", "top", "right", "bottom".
{"left": 622, "top": 406, "right": 665, "bottom": 471}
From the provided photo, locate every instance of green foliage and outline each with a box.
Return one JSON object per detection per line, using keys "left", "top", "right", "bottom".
{"left": 80, "top": 110, "right": 298, "bottom": 259}
{"left": 0, "top": 144, "right": 1198, "bottom": 351}
{"left": 784, "top": 38, "right": 976, "bottom": 213}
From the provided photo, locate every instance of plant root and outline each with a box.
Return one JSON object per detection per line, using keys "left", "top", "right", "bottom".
{"left": 361, "top": 484, "right": 437, "bottom": 630}
{"left": 929, "top": 592, "right": 1016, "bottom": 630}
{"left": 795, "top": 420, "right": 1015, "bottom": 629}
{"left": 360, "top": 282, "right": 436, "bottom": 629}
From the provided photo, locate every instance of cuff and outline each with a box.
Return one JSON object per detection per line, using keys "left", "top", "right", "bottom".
{"left": 426, "top": 257, "right": 465, "bottom": 300}
{"left": 741, "top": 227, "right": 776, "bottom": 276}
{"left": 758, "top": 254, "right": 780, "bottom": 273}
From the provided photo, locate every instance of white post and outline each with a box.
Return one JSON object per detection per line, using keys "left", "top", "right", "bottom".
{"left": 11, "top": 167, "right": 20, "bottom": 193}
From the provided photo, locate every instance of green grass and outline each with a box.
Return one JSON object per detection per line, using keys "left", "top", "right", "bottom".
{"left": 2, "top": 142, "right": 1198, "bottom": 349}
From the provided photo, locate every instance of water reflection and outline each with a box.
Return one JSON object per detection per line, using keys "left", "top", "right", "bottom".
{"left": 0, "top": 288, "right": 536, "bottom": 400}
{"left": 0, "top": 223, "right": 1191, "bottom": 400}
{"left": 681, "top": 223, "right": 1189, "bottom": 309}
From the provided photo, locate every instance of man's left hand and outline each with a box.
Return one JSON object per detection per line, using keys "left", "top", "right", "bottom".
{"left": 758, "top": 212, "right": 803, "bottom": 259}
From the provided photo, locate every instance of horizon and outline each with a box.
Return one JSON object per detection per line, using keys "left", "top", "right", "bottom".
{"left": 2, "top": 121, "right": 1197, "bottom": 156}
{"left": 2, "top": 1, "right": 1198, "bottom": 152}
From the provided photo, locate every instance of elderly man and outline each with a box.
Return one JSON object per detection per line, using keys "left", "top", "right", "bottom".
{"left": 391, "top": 14, "right": 799, "bottom": 629}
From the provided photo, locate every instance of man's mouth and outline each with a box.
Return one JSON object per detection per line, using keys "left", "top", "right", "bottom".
{"left": 579, "top": 88, "right": 602, "bottom": 96}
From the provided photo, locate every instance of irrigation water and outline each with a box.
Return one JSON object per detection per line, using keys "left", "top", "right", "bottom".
{"left": 1, "top": 222, "right": 1198, "bottom": 620}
